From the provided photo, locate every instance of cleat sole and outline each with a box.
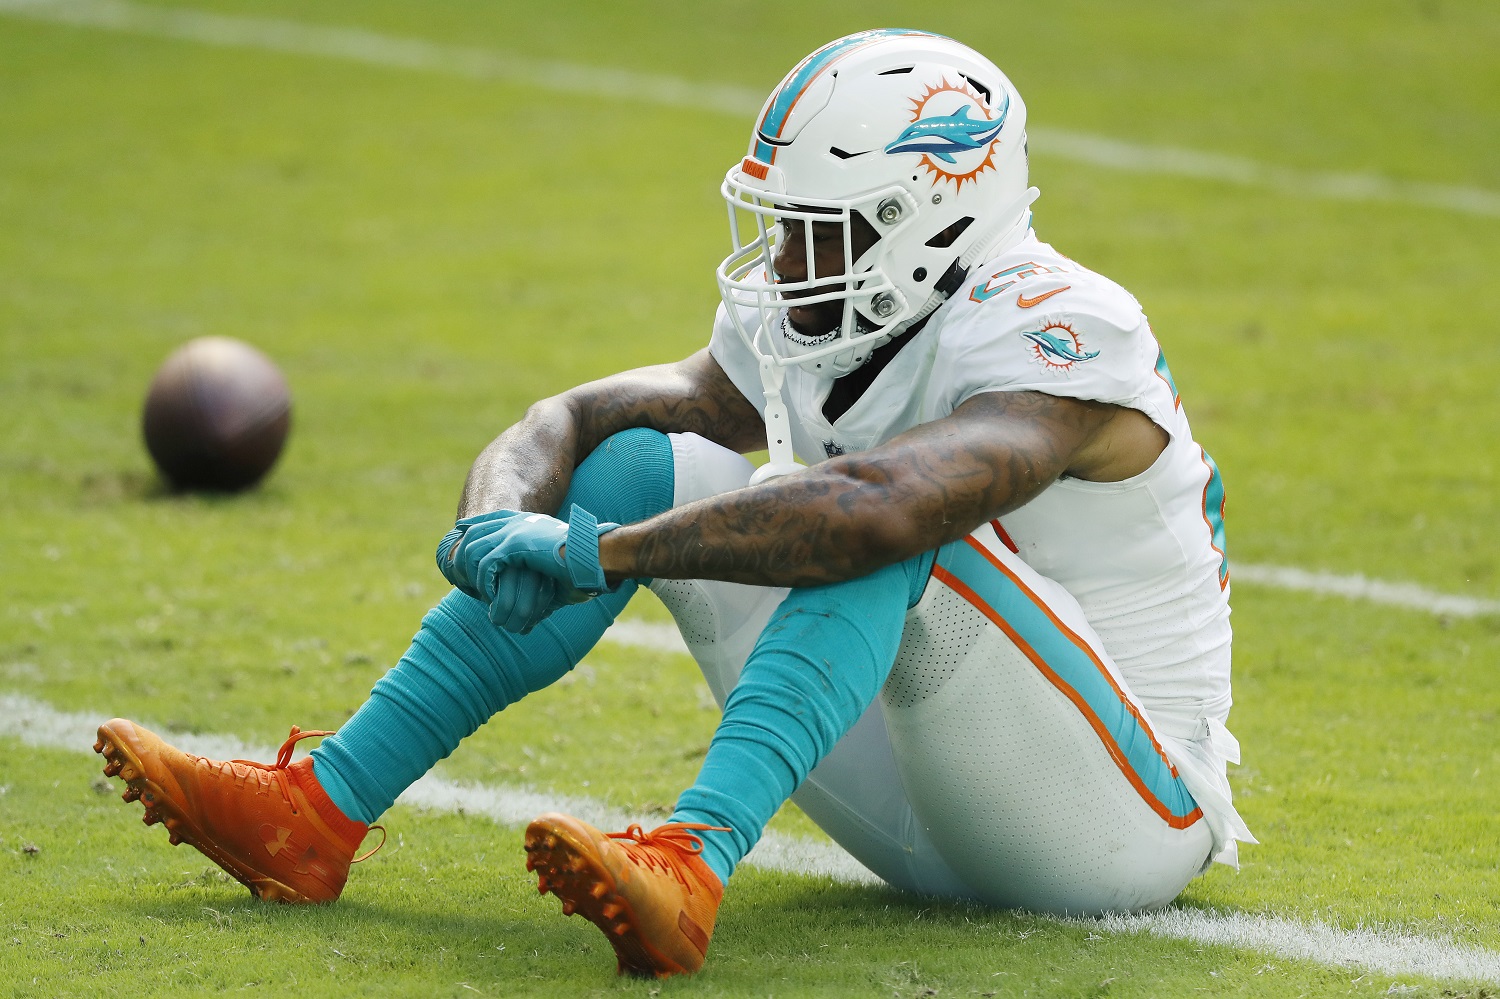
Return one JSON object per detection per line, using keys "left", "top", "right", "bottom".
{"left": 523, "top": 817, "right": 685, "bottom": 979}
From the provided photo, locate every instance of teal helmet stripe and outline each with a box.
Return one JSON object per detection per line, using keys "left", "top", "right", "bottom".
{"left": 753, "top": 28, "right": 932, "bottom": 164}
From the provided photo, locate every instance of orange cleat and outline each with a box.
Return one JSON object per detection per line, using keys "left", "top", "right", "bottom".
{"left": 524, "top": 812, "right": 727, "bottom": 978}
{"left": 94, "top": 718, "right": 382, "bottom": 903}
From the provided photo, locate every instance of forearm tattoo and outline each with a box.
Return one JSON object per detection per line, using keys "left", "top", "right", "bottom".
{"left": 610, "top": 391, "right": 1108, "bottom": 587}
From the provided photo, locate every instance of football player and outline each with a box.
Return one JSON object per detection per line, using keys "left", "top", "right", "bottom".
{"left": 96, "top": 30, "right": 1252, "bottom": 979}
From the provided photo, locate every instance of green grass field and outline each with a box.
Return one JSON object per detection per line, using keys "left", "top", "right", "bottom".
{"left": 3, "top": 1, "right": 1498, "bottom": 995}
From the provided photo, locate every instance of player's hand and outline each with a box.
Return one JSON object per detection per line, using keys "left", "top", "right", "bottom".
{"left": 437, "top": 510, "right": 567, "bottom": 632}
{"left": 436, "top": 506, "right": 619, "bottom": 633}
{"left": 474, "top": 505, "right": 619, "bottom": 594}
{"left": 436, "top": 510, "right": 516, "bottom": 599}
{"left": 484, "top": 565, "right": 572, "bottom": 634}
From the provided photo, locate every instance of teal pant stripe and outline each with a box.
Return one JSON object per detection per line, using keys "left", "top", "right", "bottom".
{"left": 938, "top": 540, "right": 1201, "bottom": 824}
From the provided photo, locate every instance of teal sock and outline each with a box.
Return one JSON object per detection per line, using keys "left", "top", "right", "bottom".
{"left": 670, "top": 551, "right": 933, "bottom": 885}
{"left": 311, "top": 428, "right": 675, "bottom": 824}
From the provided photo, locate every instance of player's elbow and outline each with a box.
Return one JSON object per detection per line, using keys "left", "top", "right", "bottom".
{"left": 829, "top": 468, "right": 942, "bottom": 574}
{"left": 852, "top": 518, "right": 928, "bottom": 575}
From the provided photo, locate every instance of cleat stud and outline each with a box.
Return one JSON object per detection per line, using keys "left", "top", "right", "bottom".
{"left": 536, "top": 877, "right": 550, "bottom": 895}
{"left": 119, "top": 767, "right": 135, "bottom": 780}
{"left": 168, "top": 832, "right": 182, "bottom": 846}
{"left": 92, "top": 737, "right": 104, "bottom": 753}
{"left": 121, "top": 787, "right": 141, "bottom": 803}
{"left": 103, "top": 760, "right": 122, "bottom": 777}
{"left": 612, "top": 923, "right": 629, "bottom": 936}
{"left": 142, "top": 810, "right": 160, "bottom": 826}
{"left": 590, "top": 883, "right": 608, "bottom": 899}
{"left": 601, "top": 902, "right": 622, "bottom": 919}
{"left": 524, "top": 857, "right": 539, "bottom": 872}
{"left": 561, "top": 900, "right": 575, "bottom": 915}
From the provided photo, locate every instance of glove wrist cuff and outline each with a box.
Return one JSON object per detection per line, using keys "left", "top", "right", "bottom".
{"left": 564, "top": 504, "right": 620, "bottom": 595}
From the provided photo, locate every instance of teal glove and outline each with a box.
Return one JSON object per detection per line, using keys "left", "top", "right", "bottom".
{"left": 436, "top": 506, "right": 619, "bottom": 633}
{"left": 474, "top": 505, "right": 619, "bottom": 595}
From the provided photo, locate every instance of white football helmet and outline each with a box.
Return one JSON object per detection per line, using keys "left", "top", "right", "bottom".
{"left": 715, "top": 30, "right": 1039, "bottom": 480}
{"left": 717, "top": 30, "right": 1038, "bottom": 380}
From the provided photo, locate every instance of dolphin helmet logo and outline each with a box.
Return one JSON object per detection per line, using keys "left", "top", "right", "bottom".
{"left": 885, "top": 103, "right": 1005, "bottom": 164}
{"left": 1023, "top": 321, "right": 1100, "bottom": 371}
{"left": 884, "top": 79, "right": 1010, "bottom": 189}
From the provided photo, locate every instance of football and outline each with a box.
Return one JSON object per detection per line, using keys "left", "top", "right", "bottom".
{"left": 141, "top": 336, "right": 292, "bottom": 492}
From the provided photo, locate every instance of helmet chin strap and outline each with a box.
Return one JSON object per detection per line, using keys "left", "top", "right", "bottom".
{"left": 748, "top": 354, "right": 804, "bottom": 485}
{"left": 748, "top": 186, "right": 1041, "bottom": 484}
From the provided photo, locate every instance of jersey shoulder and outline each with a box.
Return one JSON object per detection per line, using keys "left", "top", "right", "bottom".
{"left": 921, "top": 233, "right": 1167, "bottom": 418}
{"left": 941, "top": 234, "right": 1146, "bottom": 339}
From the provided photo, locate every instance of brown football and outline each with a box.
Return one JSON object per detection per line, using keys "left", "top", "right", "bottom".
{"left": 142, "top": 336, "right": 292, "bottom": 492}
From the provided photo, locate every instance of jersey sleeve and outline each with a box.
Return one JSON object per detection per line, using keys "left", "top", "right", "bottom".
{"left": 927, "top": 277, "right": 1176, "bottom": 433}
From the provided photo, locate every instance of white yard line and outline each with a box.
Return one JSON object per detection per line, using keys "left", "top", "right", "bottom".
{"left": 1233, "top": 564, "right": 1500, "bottom": 618}
{"left": 8, "top": 691, "right": 1499, "bottom": 983}
{"left": 597, "top": 617, "right": 692, "bottom": 656}
{"left": 1092, "top": 910, "right": 1500, "bottom": 985}
{"left": 4, "top": 0, "right": 1499, "bottom": 219}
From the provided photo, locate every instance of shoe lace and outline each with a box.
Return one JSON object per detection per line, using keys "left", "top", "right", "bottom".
{"left": 606, "top": 822, "right": 729, "bottom": 894}
{"left": 225, "top": 726, "right": 386, "bottom": 863}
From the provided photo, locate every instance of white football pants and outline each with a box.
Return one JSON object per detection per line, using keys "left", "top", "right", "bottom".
{"left": 650, "top": 433, "right": 1215, "bottom": 915}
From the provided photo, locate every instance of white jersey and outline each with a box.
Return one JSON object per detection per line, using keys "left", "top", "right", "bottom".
{"left": 708, "top": 230, "right": 1234, "bottom": 740}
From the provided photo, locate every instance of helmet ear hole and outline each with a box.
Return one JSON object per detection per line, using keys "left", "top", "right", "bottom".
{"left": 957, "top": 73, "right": 992, "bottom": 104}
{"left": 925, "top": 216, "right": 975, "bottom": 249}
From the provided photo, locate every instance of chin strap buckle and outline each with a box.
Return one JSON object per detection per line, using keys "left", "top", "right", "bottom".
{"left": 753, "top": 354, "right": 805, "bottom": 484}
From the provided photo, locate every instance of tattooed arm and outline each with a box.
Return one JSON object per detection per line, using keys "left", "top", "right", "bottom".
{"left": 597, "top": 390, "right": 1146, "bottom": 588}
{"left": 456, "top": 348, "right": 763, "bottom": 518}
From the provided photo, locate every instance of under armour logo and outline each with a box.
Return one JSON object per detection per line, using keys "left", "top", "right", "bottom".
{"left": 822, "top": 439, "right": 845, "bottom": 458}
{"left": 261, "top": 824, "right": 292, "bottom": 857}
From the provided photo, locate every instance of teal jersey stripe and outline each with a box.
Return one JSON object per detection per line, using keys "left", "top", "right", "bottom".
{"left": 1199, "top": 448, "right": 1230, "bottom": 587}
{"left": 935, "top": 540, "right": 1202, "bottom": 825}
{"left": 753, "top": 29, "right": 929, "bottom": 164}
{"left": 1153, "top": 347, "right": 1181, "bottom": 410}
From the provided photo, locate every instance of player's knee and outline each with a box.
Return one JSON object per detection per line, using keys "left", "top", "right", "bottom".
{"left": 565, "top": 428, "right": 675, "bottom": 525}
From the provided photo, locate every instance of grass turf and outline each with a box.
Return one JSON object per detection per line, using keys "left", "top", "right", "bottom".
{"left": 2, "top": 0, "right": 1498, "bottom": 994}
